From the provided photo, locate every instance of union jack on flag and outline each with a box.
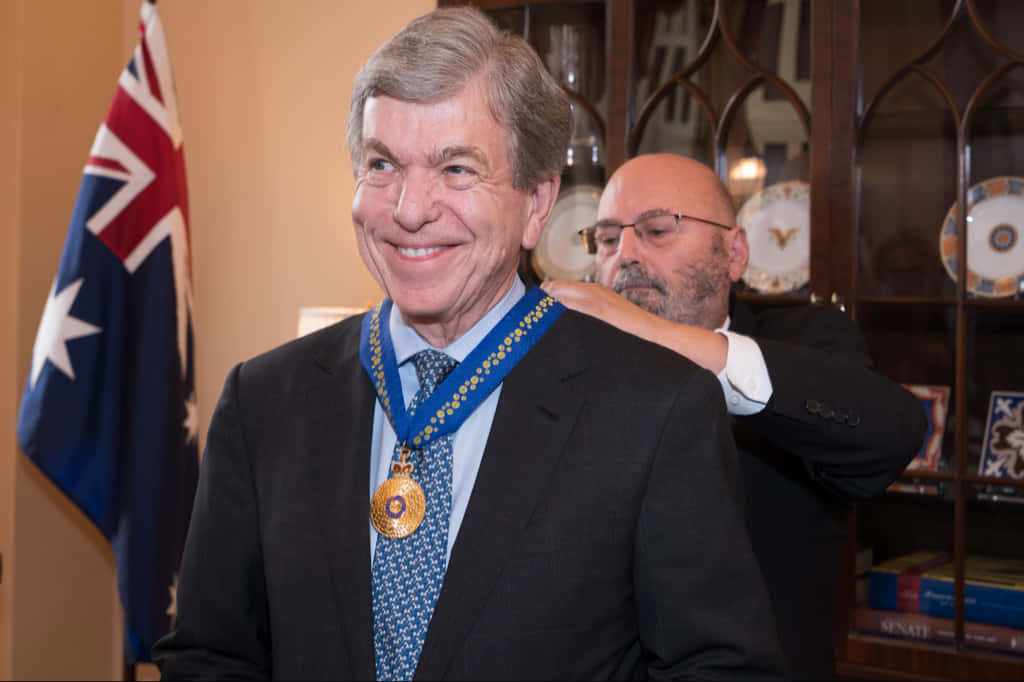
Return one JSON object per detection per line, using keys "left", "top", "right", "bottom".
{"left": 16, "top": 0, "right": 198, "bottom": 664}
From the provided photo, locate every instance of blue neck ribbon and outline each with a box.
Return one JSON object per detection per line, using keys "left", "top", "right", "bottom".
{"left": 360, "top": 286, "right": 564, "bottom": 450}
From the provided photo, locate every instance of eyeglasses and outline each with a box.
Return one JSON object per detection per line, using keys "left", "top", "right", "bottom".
{"left": 578, "top": 212, "right": 733, "bottom": 255}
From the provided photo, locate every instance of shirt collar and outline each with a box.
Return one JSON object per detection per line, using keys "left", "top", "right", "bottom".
{"left": 388, "top": 276, "right": 527, "bottom": 365}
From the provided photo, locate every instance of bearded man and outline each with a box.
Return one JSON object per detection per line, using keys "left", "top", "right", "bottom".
{"left": 544, "top": 153, "right": 926, "bottom": 680}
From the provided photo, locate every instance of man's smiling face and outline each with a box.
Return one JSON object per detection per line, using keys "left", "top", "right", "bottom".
{"left": 351, "top": 77, "right": 545, "bottom": 342}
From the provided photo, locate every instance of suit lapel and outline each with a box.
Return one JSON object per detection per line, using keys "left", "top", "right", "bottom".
{"left": 306, "top": 321, "right": 377, "bottom": 680}
{"left": 414, "top": 314, "right": 587, "bottom": 680}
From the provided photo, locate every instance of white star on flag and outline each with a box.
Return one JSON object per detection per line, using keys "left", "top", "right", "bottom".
{"left": 166, "top": 573, "right": 179, "bottom": 628}
{"left": 30, "top": 278, "right": 102, "bottom": 388}
{"left": 183, "top": 391, "right": 198, "bottom": 446}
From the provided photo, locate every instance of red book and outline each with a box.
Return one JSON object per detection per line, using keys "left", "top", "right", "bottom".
{"left": 852, "top": 606, "right": 1024, "bottom": 656}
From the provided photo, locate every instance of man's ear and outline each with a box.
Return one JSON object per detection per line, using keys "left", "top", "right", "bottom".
{"left": 522, "top": 175, "right": 560, "bottom": 251}
{"left": 727, "top": 226, "right": 749, "bottom": 283}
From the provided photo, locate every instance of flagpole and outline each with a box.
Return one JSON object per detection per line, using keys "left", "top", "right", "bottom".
{"left": 129, "top": 3, "right": 151, "bottom": 679}
{"left": 129, "top": 6, "right": 149, "bottom": 680}
{"left": 129, "top": 1, "right": 157, "bottom": 678}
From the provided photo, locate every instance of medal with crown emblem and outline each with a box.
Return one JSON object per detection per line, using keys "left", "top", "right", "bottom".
{"left": 370, "top": 447, "right": 426, "bottom": 538}
{"left": 360, "top": 286, "right": 566, "bottom": 540}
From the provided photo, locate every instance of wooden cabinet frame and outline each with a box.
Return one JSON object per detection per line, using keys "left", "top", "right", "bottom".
{"left": 442, "top": 1, "right": 1024, "bottom": 677}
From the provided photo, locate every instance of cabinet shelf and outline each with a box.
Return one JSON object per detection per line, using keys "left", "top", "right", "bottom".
{"left": 893, "top": 470, "right": 1024, "bottom": 490}
{"left": 841, "top": 635, "right": 1024, "bottom": 680}
{"left": 736, "top": 292, "right": 810, "bottom": 306}
{"left": 857, "top": 296, "right": 957, "bottom": 307}
{"left": 856, "top": 296, "right": 1024, "bottom": 309}
{"left": 965, "top": 475, "right": 1024, "bottom": 490}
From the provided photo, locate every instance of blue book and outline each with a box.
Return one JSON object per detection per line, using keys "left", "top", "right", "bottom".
{"left": 869, "top": 552, "right": 1024, "bottom": 630}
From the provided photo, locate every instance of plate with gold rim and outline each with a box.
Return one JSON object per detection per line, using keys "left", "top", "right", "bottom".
{"left": 532, "top": 184, "right": 599, "bottom": 281}
{"left": 736, "top": 180, "right": 810, "bottom": 294}
{"left": 940, "top": 176, "right": 1024, "bottom": 298}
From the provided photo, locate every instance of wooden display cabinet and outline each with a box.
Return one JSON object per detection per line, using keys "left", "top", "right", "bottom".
{"left": 442, "top": 0, "right": 1024, "bottom": 678}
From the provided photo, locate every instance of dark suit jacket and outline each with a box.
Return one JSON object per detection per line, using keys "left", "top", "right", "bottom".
{"left": 154, "top": 308, "right": 786, "bottom": 680}
{"left": 727, "top": 296, "right": 926, "bottom": 680}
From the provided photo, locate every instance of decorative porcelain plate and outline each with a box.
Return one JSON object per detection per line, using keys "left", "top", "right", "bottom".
{"left": 736, "top": 180, "right": 810, "bottom": 294}
{"left": 940, "top": 176, "right": 1024, "bottom": 298}
{"left": 531, "top": 184, "right": 600, "bottom": 281}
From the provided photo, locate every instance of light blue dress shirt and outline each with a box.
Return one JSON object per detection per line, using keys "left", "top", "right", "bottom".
{"left": 368, "top": 277, "right": 527, "bottom": 562}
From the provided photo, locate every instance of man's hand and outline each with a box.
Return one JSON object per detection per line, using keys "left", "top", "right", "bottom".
{"left": 541, "top": 280, "right": 657, "bottom": 335}
{"left": 541, "top": 279, "right": 729, "bottom": 374}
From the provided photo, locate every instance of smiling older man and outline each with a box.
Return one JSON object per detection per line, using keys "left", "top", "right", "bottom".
{"left": 153, "top": 10, "right": 785, "bottom": 681}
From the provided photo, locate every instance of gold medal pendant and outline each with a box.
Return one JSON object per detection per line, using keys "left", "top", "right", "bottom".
{"left": 370, "top": 448, "right": 426, "bottom": 539}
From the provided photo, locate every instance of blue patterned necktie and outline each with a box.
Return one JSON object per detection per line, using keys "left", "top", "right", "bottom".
{"left": 372, "top": 349, "right": 459, "bottom": 681}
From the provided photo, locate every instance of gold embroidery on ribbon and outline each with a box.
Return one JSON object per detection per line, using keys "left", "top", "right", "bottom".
{"left": 368, "top": 295, "right": 558, "bottom": 446}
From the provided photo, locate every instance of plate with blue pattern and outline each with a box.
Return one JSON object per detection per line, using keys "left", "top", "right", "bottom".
{"left": 940, "top": 176, "right": 1024, "bottom": 298}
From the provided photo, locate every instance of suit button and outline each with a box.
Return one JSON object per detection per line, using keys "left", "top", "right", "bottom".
{"left": 806, "top": 399, "right": 821, "bottom": 414}
{"left": 833, "top": 407, "right": 850, "bottom": 424}
{"left": 848, "top": 410, "right": 862, "bottom": 427}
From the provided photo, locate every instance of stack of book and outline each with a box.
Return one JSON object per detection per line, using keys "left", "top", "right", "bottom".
{"left": 853, "top": 550, "right": 1024, "bottom": 656}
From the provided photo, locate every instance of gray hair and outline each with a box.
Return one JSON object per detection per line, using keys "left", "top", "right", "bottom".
{"left": 346, "top": 6, "right": 572, "bottom": 190}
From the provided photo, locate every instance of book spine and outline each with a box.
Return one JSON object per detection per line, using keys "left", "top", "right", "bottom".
{"left": 868, "top": 557, "right": 1024, "bottom": 629}
{"left": 867, "top": 553, "right": 951, "bottom": 613}
{"left": 852, "top": 607, "right": 1024, "bottom": 655}
{"left": 919, "top": 578, "right": 1024, "bottom": 629}
{"left": 869, "top": 571, "right": 928, "bottom": 612}
{"left": 868, "top": 571, "right": 900, "bottom": 611}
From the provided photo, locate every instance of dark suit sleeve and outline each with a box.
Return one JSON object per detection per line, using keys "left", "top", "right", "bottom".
{"left": 741, "top": 305, "right": 927, "bottom": 499}
{"left": 152, "top": 363, "right": 272, "bottom": 680}
{"left": 635, "top": 369, "right": 786, "bottom": 681}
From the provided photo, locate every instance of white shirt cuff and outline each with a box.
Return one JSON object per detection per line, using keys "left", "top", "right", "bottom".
{"left": 714, "top": 329, "right": 772, "bottom": 415}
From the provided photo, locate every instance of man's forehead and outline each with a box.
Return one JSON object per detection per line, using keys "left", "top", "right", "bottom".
{"left": 361, "top": 91, "right": 506, "bottom": 169}
{"left": 596, "top": 176, "right": 665, "bottom": 221}
{"left": 598, "top": 166, "right": 721, "bottom": 221}
{"left": 362, "top": 80, "right": 491, "bottom": 133}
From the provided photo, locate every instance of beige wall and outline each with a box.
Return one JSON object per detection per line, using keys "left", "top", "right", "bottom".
{"left": 1, "top": 1, "right": 22, "bottom": 678}
{"left": 158, "top": 0, "right": 436, "bottom": 444}
{"left": 2, "top": 0, "right": 431, "bottom": 678}
{"left": 8, "top": 3, "right": 126, "bottom": 679}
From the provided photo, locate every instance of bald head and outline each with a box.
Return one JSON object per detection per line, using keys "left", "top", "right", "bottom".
{"left": 593, "top": 153, "right": 748, "bottom": 330}
{"left": 598, "top": 154, "right": 736, "bottom": 227}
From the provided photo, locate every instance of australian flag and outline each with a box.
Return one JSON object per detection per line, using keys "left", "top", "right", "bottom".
{"left": 16, "top": 1, "right": 198, "bottom": 664}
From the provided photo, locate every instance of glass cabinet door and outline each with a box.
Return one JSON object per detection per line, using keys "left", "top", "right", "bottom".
{"left": 453, "top": 0, "right": 1024, "bottom": 675}
{"left": 480, "top": 1, "right": 609, "bottom": 284}
{"left": 630, "top": 0, "right": 813, "bottom": 298}
{"left": 848, "top": 0, "right": 1024, "bottom": 671}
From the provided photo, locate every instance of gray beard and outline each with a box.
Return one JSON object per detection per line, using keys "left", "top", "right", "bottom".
{"left": 609, "top": 239, "right": 731, "bottom": 329}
